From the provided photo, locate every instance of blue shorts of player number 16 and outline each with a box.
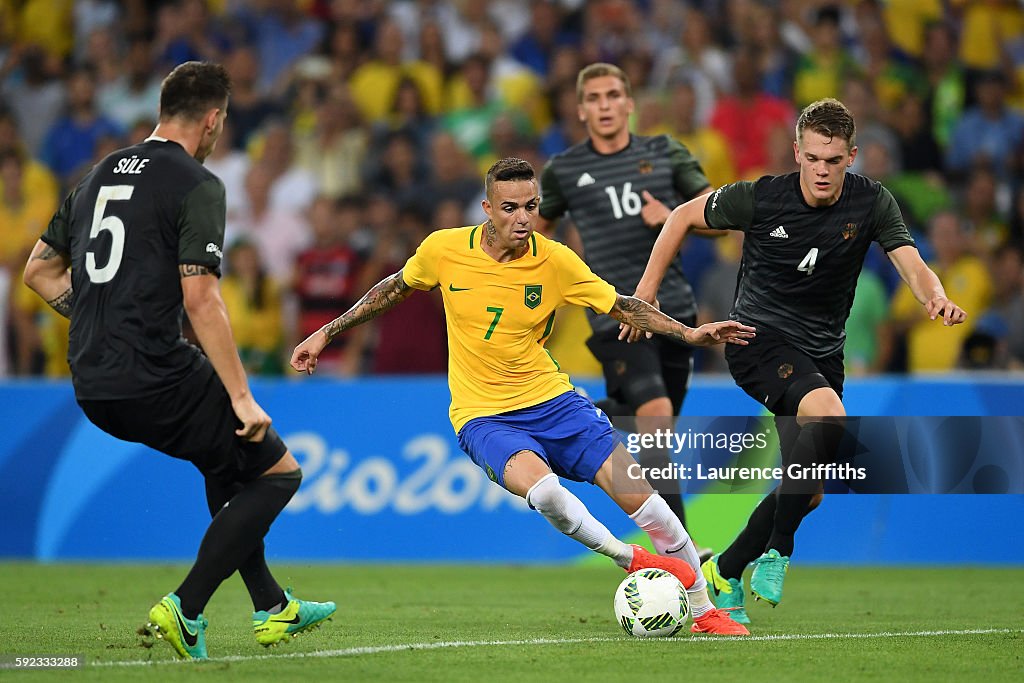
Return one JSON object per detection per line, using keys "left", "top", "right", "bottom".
{"left": 457, "top": 390, "right": 621, "bottom": 489}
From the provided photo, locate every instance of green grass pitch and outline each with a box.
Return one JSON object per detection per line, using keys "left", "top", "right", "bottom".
{"left": 0, "top": 563, "right": 1020, "bottom": 681}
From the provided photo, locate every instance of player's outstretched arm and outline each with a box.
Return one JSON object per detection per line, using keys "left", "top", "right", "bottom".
{"left": 23, "top": 240, "right": 73, "bottom": 319}
{"left": 888, "top": 246, "right": 968, "bottom": 326}
{"left": 608, "top": 295, "right": 755, "bottom": 347}
{"left": 290, "top": 269, "right": 414, "bottom": 374}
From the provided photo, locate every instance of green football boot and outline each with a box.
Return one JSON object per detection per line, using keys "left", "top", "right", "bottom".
{"left": 750, "top": 549, "right": 790, "bottom": 606}
{"left": 147, "top": 593, "right": 209, "bottom": 660}
{"left": 253, "top": 587, "right": 336, "bottom": 647}
{"left": 701, "top": 554, "right": 750, "bottom": 625}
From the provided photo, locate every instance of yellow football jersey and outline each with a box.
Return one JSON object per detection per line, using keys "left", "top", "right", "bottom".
{"left": 402, "top": 225, "right": 618, "bottom": 432}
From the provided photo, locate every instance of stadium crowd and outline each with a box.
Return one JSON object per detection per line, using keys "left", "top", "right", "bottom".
{"left": 1, "top": 0, "right": 1023, "bottom": 378}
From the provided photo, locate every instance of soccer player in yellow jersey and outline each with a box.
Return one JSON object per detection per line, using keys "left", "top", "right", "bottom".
{"left": 290, "top": 158, "right": 754, "bottom": 635}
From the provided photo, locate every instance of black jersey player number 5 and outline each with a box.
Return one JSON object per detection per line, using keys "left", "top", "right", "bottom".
{"left": 86, "top": 185, "right": 135, "bottom": 284}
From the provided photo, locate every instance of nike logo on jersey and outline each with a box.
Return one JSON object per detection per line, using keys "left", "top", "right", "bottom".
{"left": 449, "top": 284, "right": 471, "bottom": 292}
{"left": 770, "top": 226, "right": 789, "bottom": 239}
{"left": 576, "top": 172, "right": 596, "bottom": 187}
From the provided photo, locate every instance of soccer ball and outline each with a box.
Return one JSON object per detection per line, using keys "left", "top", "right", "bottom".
{"left": 613, "top": 568, "right": 689, "bottom": 638}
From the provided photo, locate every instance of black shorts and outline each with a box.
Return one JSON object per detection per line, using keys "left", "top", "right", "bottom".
{"left": 586, "top": 316, "right": 696, "bottom": 415}
{"left": 724, "top": 325, "right": 844, "bottom": 416}
{"left": 78, "top": 360, "right": 287, "bottom": 483}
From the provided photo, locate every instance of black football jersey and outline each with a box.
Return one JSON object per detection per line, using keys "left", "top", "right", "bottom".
{"left": 539, "top": 134, "right": 710, "bottom": 334}
{"left": 703, "top": 172, "right": 913, "bottom": 357}
{"left": 42, "top": 138, "right": 226, "bottom": 399}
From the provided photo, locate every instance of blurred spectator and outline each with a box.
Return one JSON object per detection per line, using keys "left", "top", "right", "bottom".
{"left": 224, "top": 46, "right": 282, "bottom": 151}
{"left": 422, "top": 132, "right": 482, "bottom": 217}
{"left": 362, "top": 130, "right": 427, "bottom": 213}
{"left": 0, "top": 109, "right": 58, "bottom": 214}
{"left": 709, "top": 45, "right": 795, "bottom": 177}
{"left": 861, "top": 139, "right": 951, "bottom": 236}
{"left": 73, "top": 1, "right": 120, "bottom": 60}
{"left": 978, "top": 240, "right": 1024, "bottom": 367}
{"left": 641, "top": 78, "right": 736, "bottom": 189}
{"left": 152, "top": 0, "right": 227, "bottom": 72}
{"left": 12, "top": 0, "right": 74, "bottom": 60}
{"left": 443, "top": 54, "right": 510, "bottom": 161}
{"left": 851, "top": 12, "right": 921, "bottom": 114}
{"left": 80, "top": 25, "right": 121, "bottom": 90}
{"left": 322, "top": 20, "right": 365, "bottom": 84}
{"left": 0, "top": 150, "right": 53, "bottom": 280}
{"left": 739, "top": 2, "right": 799, "bottom": 101}
{"left": 882, "top": 0, "right": 943, "bottom": 62}
{"left": 844, "top": 269, "right": 891, "bottom": 376}
{"left": 961, "top": 166, "right": 1010, "bottom": 255}
{"left": 478, "top": 21, "right": 547, "bottom": 133}
{"left": 539, "top": 79, "right": 587, "bottom": 157}
{"left": 0, "top": 45, "right": 66, "bottom": 155}
{"left": 97, "top": 35, "right": 161, "bottom": 131}
{"left": 511, "top": 0, "right": 578, "bottom": 77}
{"left": 370, "top": 76, "right": 436, "bottom": 154}
{"left": 889, "top": 211, "right": 992, "bottom": 372}
{"left": 651, "top": 7, "right": 731, "bottom": 113}
{"left": 226, "top": 164, "right": 311, "bottom": 281}
{"left": 204, "top": 120, "right": 250, "bottom": 223}
{"left": 843, "top": 77, "right": 902, "bottom": 176}
{"left": 792, "top": 5, "right": 858, "bottom": 108}
{"left": 921, "top": 22, "right": 966, "bottom": 150}
{"left": 9, "top": 280, "right": 69, "bottom": 376}
{"left": 40, "top": 66, "right": 122, "bottom": 187}
{"left": 248, "top": 0, "right": 325, "bottom": 95}
{"left": 256, "top": 120, "right": 318, "bottom": 213}
{"left": 294, "top": 85, "right": 368, "bottom": 199}
{"left": 220, "top": 240, "right": 285, "bottom": 376}
{"left": 890, "top": 92, "right": 945, "bottom": 175}
{"left": 956, "top": 0, "right": 1023, "bottom": 82}
{"left": 292, "top": 196, "right": 364, "bottom": 374}
{"left": 348, "top": 18, "right": 443, "bottom": 124}
{"left": 946, "top": 70, "right": 1024, "bottom": 182}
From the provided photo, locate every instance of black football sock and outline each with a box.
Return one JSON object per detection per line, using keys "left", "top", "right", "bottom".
{"left": 716, "top": 415, "right": 803, "bottom": 579}
{"left": 177, "top": 470, "right": 301, "bottom": 619}
{"left": 767, "top": 421, "right": 845, "bottom": 558}
{"left": 716, "top": 488, "right": 778, "bottom": 580}
{"left": 204, "top": 479, "right": 287, "bottom": 613}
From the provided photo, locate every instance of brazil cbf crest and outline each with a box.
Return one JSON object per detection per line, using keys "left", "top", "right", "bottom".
{"left": 524, "top": 284, "right": 542, "bottom": 309}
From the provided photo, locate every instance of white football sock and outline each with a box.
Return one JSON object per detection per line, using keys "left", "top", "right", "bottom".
{"left": 527, "top": 473, "right": 633, "bottom": 569}
{"left": 630, "top": 494, "right": 713, "bottom": 616}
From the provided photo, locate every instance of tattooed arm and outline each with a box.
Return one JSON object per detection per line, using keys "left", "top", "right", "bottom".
{"left": 23, "top": 240, "right": 74, "bottom": 319}
{"left": 608, "top": 295, "right": 756, "bottom": 347}
{"left": 291, "top": 270, "right": 414, "bottom": 374}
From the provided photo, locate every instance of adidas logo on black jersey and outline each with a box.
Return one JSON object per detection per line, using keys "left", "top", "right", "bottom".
{"left": 770, "top": 226, "right": 789, "bottom": 239}
{"left": 576, "top": 172, "right": 596, "bottom": 187}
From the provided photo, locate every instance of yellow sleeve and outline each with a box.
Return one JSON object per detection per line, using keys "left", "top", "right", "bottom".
{"left": 402, "top": 231, "right": 442, "bottom": 291}
{"left": 552, "top": 243, "right": 618, "bottom": 314}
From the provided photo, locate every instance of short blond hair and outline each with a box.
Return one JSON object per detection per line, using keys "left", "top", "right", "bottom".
{"left": 576, "top": 63, "right": 632, "bottom": 102}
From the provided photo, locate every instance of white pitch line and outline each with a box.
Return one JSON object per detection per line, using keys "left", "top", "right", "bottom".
{"left": 92, "top": 628, "right": 1021, "bottom": 668}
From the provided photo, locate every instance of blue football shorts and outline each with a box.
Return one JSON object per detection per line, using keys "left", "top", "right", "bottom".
{"left": 456, "top": 390, "right": 621, "bottom": 489}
